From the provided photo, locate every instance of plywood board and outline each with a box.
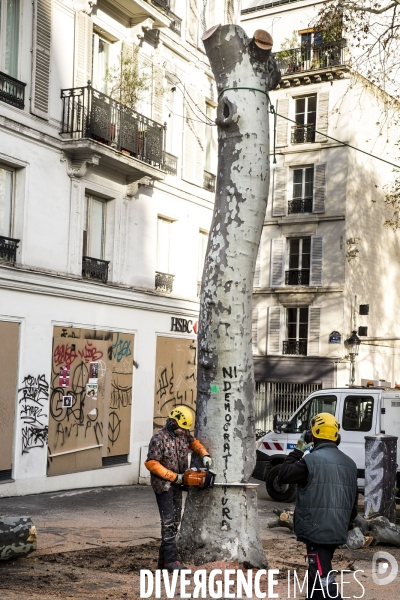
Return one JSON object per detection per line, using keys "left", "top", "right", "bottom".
{"left": 0, "top": 321, "right": 19, "bottom": 471}
{"left": 106, "top": 332, "right": 134, "bottom": 457}
{"left": 48, "top": 337, "right": 109, "bottom": 466}
{"left": 47, "top": 447, "right": 102, "bottom": 476}
{"left": 153, "top": 336, "right": 197, "bottom": 433}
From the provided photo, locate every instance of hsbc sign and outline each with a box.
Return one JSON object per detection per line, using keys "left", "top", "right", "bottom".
{"left": 170, "top": 317, "right": 198, "bottom": 334}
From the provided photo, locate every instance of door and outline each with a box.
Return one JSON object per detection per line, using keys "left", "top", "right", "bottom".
{"left": 338, "top": 392, "right": 379, "bottom": 474}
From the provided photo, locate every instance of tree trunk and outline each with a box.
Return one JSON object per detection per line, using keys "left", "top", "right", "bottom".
{"left": 0, "top": 517, "right": 37, "bottom": 560}
{"left": 178, "top": 24, "right": 280, "bottom": 568}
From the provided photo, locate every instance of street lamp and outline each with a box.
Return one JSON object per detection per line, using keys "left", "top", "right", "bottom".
{"left": 346, "top": 330, "right": 361, "bottom": 386}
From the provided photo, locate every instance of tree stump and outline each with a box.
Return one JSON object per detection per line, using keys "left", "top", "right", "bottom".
{"left": 0, "top": 517, "right": 37, "bottom": 560}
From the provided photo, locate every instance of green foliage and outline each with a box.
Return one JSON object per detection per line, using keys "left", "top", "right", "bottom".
{"left": 105, "top": 45, "right": 151, "bottom": 110}
{"left": 276, "top": 31, "right": 299, "bottom": 60}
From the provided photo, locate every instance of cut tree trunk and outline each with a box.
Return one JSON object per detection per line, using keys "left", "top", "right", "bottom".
{"left": 178, "top": 24, "right": 280, "bottom": 568}
{"left": 0, "top": 517, "right": 37, "bottom": 560}
{"left": 267, "top": 508, "right": 295, "bottom": 531}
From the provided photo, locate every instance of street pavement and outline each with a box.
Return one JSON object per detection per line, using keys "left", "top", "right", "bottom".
{"left": 0, "top": 482, "right": 400, "bottom": 599}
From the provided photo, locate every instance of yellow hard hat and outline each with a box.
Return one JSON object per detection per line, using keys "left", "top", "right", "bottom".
{"left": 310, "top": 412, "right": 340, "bottom": 442}
{"left": 169, "top": 405, "right": 193, "bottom": 430}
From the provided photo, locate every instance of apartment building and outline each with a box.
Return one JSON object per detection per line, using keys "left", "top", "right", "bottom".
{"left": 0, "top": 0, "right": 241, "bottom": 496}
{"left": 241, "top": 0, "right": 400, "bottom": 430}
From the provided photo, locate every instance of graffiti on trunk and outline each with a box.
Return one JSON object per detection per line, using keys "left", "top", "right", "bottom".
{"left": 220, "top": 366, "right": 237, "bottom": 529}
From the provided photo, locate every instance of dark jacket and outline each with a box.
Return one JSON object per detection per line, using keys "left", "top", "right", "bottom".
{"left": 279, "top": 441, "right": 358, "bottom": 545}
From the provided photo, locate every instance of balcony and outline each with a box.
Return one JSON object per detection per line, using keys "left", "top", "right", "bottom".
{"left": 288, "top": 198, "right": 313, "bottom": 214}
{"left": 273, "top": 40, "right": 347, "bottom": 78}
{"left": 169, "top": 12, "right": 182, "bottom": 36}
{"left": 0, "top": 72, "right": 26, "bottom": 109}
{"left": 61, "top": 85, "right": 166, "bottom": 178}
{"left": 285, "top": 269, "right": 310, "bottom": 285}
{"left": 0, "top": 236, "right": 19, "bottom": 263}
{"left": 113, "top": 0, "right": 171, "bottom": 28}
{"left": 203, "top": 170, "right": 216, "bottom": 193}
{"left": 291, "top": 125, "right": 315, "bottom": 144}
{"left": 283, "top": 340, "right": 307, "bottom": 356}
{"left": 163, "top": 151, "right": 178, "bottom": 175}
{"left": 82, "top": 256, "right": 110, "bottom": 283}
{"left": 155, "top": 271, "right": 174, "bottom": 293}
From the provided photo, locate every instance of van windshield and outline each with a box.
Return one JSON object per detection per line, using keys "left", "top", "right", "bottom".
{"left": 292, "top": 395, "right": 337, "bottom": 433}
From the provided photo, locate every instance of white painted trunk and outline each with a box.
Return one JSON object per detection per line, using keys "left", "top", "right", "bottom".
{"left": 178, "top": 24, "right": 280, "bottom": 567}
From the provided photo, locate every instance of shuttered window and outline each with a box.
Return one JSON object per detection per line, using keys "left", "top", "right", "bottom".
{"left": 270, "top": 238, "right": 285, "bottom": 287}
{"left": 0, "top": 167, "right": 13, "bottom": 237}
{"left": 252, "top": 308, "right": 258, "bottom": 355}
{"left": 284, "top": 307, "right": 308, "bottom": 355}
{"left": 152, "top": 64, "right": 164, "bottom": 124}
{"left": 74, "top": 11, "right": 92, "bottom": 88}
{"left": 313, "top": 163, "right": 326, "bottom": 213}
{"left": 316, "top": 92, "right": 329, "bottom": 143}
{"left": 31, "top": 0, "right": 52, "bottom": 119}
{"left": 254, "top": 242, "right": 261, "bottom": 288}
{"left": 272, "top": 167, "right": 287, "bottom": 217}
{"left": 310, "top": 235, "right": 324, "bottom": 286}
{"left": 267, "top": 306, "right": 282, "bottom": 355}
{"left": 187, "top": 0, "right": 199, "bottom": 47}
{"left": 308, "top": 306, "right": 321, "bottom": 355}
{"left": 183, "top": 86, "right": 205, "bottom": 186}
{"left": 276, "top": 98, "right": 289, "bottom": 147}
{"left": 83, "top": 195, "right": 105, "bottom": 260}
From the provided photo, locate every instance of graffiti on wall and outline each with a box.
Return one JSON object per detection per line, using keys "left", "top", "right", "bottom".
{"left": 18, "top": 374, "right": 49, "bottom": 454}
{"left": 153, "top": 338, "right": 197, "bottom": 432}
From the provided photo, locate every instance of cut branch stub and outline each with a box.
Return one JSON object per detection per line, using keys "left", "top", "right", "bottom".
{"left": 178, "top": 25, "right": 280, "bottom": 568}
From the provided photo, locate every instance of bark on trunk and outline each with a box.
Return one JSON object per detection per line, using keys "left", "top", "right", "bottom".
{"left": 178, "top": 24, "right": 280, "bottom": 568}
{"left": 0, "top": 517, "right": 37, "bottom": 560}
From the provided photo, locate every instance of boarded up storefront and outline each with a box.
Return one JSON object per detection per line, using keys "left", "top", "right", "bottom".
{"left": 0, "top": 321, "right": 19, "bottom": 480}
{"left": 153, "top": 336, "right": 197, "bottom": 433}
{"left": 48, "top": 327, "right": 134, "bottom": 476}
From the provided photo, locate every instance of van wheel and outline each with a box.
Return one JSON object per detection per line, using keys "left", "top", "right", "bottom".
{"left": 266, "top": 464, "right": 297, "bottom": 502}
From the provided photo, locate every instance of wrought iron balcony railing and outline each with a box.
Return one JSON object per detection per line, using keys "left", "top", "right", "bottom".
{"left": 204, "top": 170, "right": 216, "bottom": 192}
{"left": 169, "top": 11, "right": 182, "bottom": 35}
{"left": 0, "top": 71, "right": 26, "bottom": 109}
{"left": 283, "top": 340, "right": 307, "bottom": 356}
{"left": 291, "top": 125, "right": 315, "bottom": 144}
{"left": 61, "top": 84, "right": 164, "bottom": 168}
{"left": 151, "top": 0, "right": 170, "bottom": 11}
{"left": 0, "top": 236, "right": 19, "bottom": 263}
{"left": 285, "top": 269, "right": 310, "bottom": 285}
{"left": 155, "top": 271, "right": 174, "bottom": 293}
{"left": 82, "top": 256, "right": 110, "bottom": 283}
{"left": 288, "top": 198, "right": 313, "bottom": 214}
{"left": 273, "top": 40, "right": 347, "bottom": 77}
{"left": 163, "top": 151, "right": 178, "bottom": 175}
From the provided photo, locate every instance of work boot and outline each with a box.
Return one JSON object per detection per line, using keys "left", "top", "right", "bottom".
{"left": 165, "top": 560, "right": 187, "bottom": 572}
{"left": 157, "top": 559, "right": 164, "bottom": 570}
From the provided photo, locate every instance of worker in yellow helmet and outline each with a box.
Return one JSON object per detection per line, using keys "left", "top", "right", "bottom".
{"left": 278, "top": 413, "right": 358, "bottom": 600}
{"left": 145, "top": 405, "right": 211, "bottom": 572}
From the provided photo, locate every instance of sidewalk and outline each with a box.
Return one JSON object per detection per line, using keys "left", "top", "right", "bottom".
{"left": 0, "top": 484, "right": 399, "bottom": 599}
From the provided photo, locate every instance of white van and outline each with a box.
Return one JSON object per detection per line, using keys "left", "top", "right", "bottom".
{"left": 253, "top": 384, "right": 400, "bottom": 502}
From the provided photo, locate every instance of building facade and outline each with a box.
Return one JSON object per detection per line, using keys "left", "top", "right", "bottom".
{"left": 0, "top": 0, "right": 241, "bottom": 496}
{"left": 241, "top": 0, "right": 400, "bottom": 431}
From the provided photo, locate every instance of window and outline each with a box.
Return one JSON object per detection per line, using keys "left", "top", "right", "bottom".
{"left": 92, "top": 33, "right": 110, "bottom": 93}
{"left": 157, "top": 217, "right": 172, "bottom": 275}
{"left": 83, "top": 195, "right": 105, "bottom": 259}
{"left": 293, "top": 395, "right": 337, "bottom": 433}
{"left": 205, "top": 103, "right": 216, "bottom": 173}
{"left": 284, "top": 307, "right": 308, "bottom": 355}
{"left": 0, "top": 0, "right": 20, "bottom": 78}
{"left": 0, "top": 167, "right": 13, "bottom": 237}
{"left": 342, "top": 395, "right": 374, "bottom": 431}
{"left": 292, "top": 95, "right": 316, "bottom": 144}
{"left": 198, "top": 230, "right": 208, "bottom": 295}
{"left": 286, "top": 237, "right": 310, "bottom": 285}
{"left": 289, "top": 167, "right": 314, "bottom": 214}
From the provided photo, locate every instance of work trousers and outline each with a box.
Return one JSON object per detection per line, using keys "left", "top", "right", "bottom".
{"left": 155, "top": 486, "right": 183, "bottom": 565}
{"left": 306, "top": 544, "right": 342, "bottom": 599}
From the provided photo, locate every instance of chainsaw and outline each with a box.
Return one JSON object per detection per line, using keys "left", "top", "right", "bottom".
{"left": 182, "top": 466, "right": 260, "bottom": 490}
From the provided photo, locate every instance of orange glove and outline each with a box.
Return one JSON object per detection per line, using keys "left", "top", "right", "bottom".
{"left": 190, "top": 438, "right": 209, "bottom": 458}
{"left": 145, "top": 459, "right": 178, "bottom": 482}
